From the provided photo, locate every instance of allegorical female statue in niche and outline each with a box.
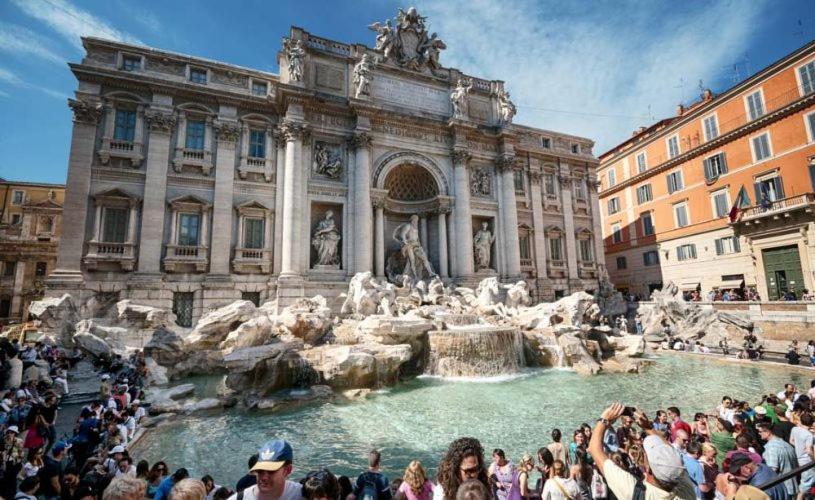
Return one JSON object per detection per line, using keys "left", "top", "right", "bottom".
{"left": 473, "top": 221, "right": 496, "bottom": 271}
{"left": 312, "top": 211, "right": 341, "bottom": 266}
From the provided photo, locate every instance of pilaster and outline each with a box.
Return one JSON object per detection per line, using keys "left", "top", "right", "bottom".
{"left": 497, "top": 155, "right": 521, "bottom": 278}
{"left": 210, "top": 118, "right": 241, "bottom": 275}
{"left": 559, "top": 163, "right": 579, "bottom": 280}
{"left": 451, "top": 149, "right": 474, "bottom": 278}
{"left": 137, "top": 106, "right": 176, "bottom": 274}
{"left": 528, "top": 170, "right": 548, "bottom": 278}
{"left": 48, "top": 97, "right": 102, "bottom": 291}
{"left": 352, "top": 131, "right": 373, "bottom": 273}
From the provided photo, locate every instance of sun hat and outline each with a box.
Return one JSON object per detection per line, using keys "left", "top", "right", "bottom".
{"left": 6, "top": 426, "right": 19, "bottom": 434}
{"left": 110, "top": 445, "right": 126, "bottom": 454}
{"left": 643, "top": 435, "right": 685, "bottom": 484}
{"left": 251, "top": 440, "right": 293, "bottom": 472}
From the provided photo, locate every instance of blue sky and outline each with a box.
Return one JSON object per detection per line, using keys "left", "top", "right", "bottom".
{"left": 0, "top": 0, "right": 812, "bottom": 184}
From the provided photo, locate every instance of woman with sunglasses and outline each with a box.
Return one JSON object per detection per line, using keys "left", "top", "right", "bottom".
{"left": 435, "top": 437, "right": 490, "bottom": 500}
{"left": 147, "top": 462, "right": 169, "bottom": 498}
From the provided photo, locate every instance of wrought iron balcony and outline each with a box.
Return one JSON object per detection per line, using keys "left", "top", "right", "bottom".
{"left": 735, "top": 193, "right": 815, "bottom": 224}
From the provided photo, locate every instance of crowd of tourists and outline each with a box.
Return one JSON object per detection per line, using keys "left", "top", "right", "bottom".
{"left": 0, "top": 336, "right": 814, "bottom": 500}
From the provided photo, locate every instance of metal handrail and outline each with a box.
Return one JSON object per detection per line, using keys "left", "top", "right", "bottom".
{"left": 758, "top": 459, "right": 815, "bottom": 491}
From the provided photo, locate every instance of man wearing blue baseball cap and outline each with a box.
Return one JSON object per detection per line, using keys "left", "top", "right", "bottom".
{"left": 229, "top": 440, "right": 302, "bottom": 500}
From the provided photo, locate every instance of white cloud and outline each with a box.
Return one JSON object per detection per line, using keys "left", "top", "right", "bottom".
{"left": 416, "top": 0, "right": 769, "bottom": 154}
{"left": 10, "top": 0, "right": 142, "bottom": 51}
{"left": 0, "top": 22, "right": 65, "bottom": 64}
{"left": 0, "top": 66, "right": 66, "bottom": 100}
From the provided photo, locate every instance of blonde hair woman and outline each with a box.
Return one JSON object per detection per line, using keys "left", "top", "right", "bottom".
{"left": 399, "top": 460, "right": 434, "bottom": 500}
{"left": 169, "top": 478, "right": 207, "bottom": 500}
{"left": 509, "top": 454, "right": 534, "bottom": 500}
{"left": 540, "top": 460, "right": 579, "bottom": 500}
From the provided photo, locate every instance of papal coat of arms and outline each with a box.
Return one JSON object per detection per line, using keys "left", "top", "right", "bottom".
{"left": 368, "top": 7, "right": 446, "bottom": 73}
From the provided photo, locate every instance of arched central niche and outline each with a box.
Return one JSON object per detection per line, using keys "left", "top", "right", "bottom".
{"left": 384, "top": 164, "right": 439, "bottom": 201}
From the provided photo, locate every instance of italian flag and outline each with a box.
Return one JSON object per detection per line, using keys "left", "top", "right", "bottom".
{"left": 728, "top": 185, "right": 751, "bottom": 222}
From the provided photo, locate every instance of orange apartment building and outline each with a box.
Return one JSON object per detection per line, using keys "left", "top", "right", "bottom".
{"left": 598, "top": 40, "right": 815, "bottom": 301}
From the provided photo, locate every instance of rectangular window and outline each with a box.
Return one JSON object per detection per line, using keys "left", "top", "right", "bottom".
{"left": 11, "top": 191, "right": 24, "bottom": 205}
{"left": 102, "top": 207, "right": 128, "bottom": 243}
{"left": 677, "top": 244, "right": 697, "bottom": 261}
{"left": 703, "top": 115, "right": 719, "bottom": 142}
{"left": 242, "top": 291, "right": 261, "bottom": 307}
{"left": 755, "top": 175, "right": 784, "bottom": 202}
{"left": 571, "top": 144, "right": 580, "bottom": 154}
{"left": 189, "top": 67, "right": 207, "bottom": 84}
{"left": 113, "top": 109, "right": 137, "bottom": 142}
{"left": 178, "top": 213, "right": 201, "bottom": 246}
{"left": 514, "top": 170, "right": 525, "bottom": 193}
{"left": 173, "top": 292, "right": 194, "bottom": 328}
{"left": 703, "top": 153, "right": 728, "bottom": 182}
{"left": 541, "top": 137, "right": 552, "bottom": 149}
{"left": 548, "top": 238, "right": 563, "bottom": 261}
{"left": 746, "top": 91, "right": 765, "bottom": 120}
{"left": 715, "top": 236, "right": 741, "bottom": 255}
{"left": 35, "top": 262, "right": 47, "bottom": 277}
{"left": 579, "top": 239, "right": 592, "bottom": 261}
{"left": 122, "top": 55, "right": 140, "bottom": 71}
{"left": 612, "top": 224, "right": 622, "bottom": 244}
{"left": 185, "top": 120, "right": 206, "bottom": 150}
{"left": 608, "top": 169, "right": 616, "bottom": 187}
{"left": 3, "top": 262, "right": 16, "bottom": 277}
{"left": 667, "top": 135, "right": 680, "bottom": 159}
{"left": 607, "top": 197, "right": 620, "bottom": 215}
{"left": 641, "top": 213, "right": 655, "bottom": 236}
{"left": 751, "top": 133, "right": 771, "bottom": 161}
{"left": 674, "top": 203, "right": 689, "bottom": 228}
{"left": 251, "top": 81, "right": 268, "bottom": 97}
{"left": 636, "top": 152, "right": 647, "bottom": 173}
{"left": 643, "top": 251, "right": 660, "bottom": 266}
{"left": 807, "top": 112, "right": 815, "bottom": 141}
{"left": 712, "top": 190, "right": 730, "bottom": 218}
{"left": 636, "top": 184, "right": 652, "bottom": 204}
{"left": 574, "top": 178, "right": 586, "bottom": 200}
{"left": 249, "top": 129, "right": 266, "bottom": 158}
{"left": 666, "top": 170, "right": 684, "bottom": 194}
{"left": 543, "top": 174, "right": 556, "bottom": 195}
{"left": 10, "top": 214, "right": 21, "bottom": 225}
{"left": 616, "top": 256, "right": 627, "bottom": 269}
{"left": 800, "top": 61, "right": 815, "bottom": 95}
{"left": 519, "top": 234, "right": 531, "bottom": 262}
{"left": 243, "top": 217, "right": 264, "bottom": 249}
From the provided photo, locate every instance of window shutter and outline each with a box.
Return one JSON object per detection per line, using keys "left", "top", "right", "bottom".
{"left": 715, "top": 239, "right": 723, "bottom": 255}
{"left": 691, "top": 245, "right": 697, "bottom": 259}
{"left": 719, "top": 153, "right": 728, "bottom": 174}
{"left": 667, "top": 175, "right": 674, "bottom": 194}
{"left": 733, "top": 237, "right": 741, "bottom": 253}
{"left": 703, "top": 159, "right": 712, "bottom": 182}
{"left": 753, "top": 182, "right": 762, "bottom": 203}
{"left": 773, "top": 177, "right": 785, "bottom": 199}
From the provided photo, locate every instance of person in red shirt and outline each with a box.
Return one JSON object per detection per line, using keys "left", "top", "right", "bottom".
{"left": 667, "top": 406, "right": 692, "bottom": 443}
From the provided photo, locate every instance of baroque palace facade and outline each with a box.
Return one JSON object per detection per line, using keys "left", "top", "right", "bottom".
{"left": 598, "top": 40, "right": 815, "bottom": 300}
{"left": 48, "top": 8, "right": 604, "bottom": 325}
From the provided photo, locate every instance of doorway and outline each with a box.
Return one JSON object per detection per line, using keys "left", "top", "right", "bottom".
{"left": 763, "top": 245, "right": 804, "bottom": 300}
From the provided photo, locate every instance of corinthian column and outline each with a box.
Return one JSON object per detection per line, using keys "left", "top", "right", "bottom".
{"left": 352, "top": 132, "right": 373, "bottom": 273}
{"left": 210, "top": 118, "right": 241, "bottom": 275}
{"left": 137, "top": 107, "right": 176, "bottom": 273}
{"left": 51, "top": 98, "right": 102, "bottom": 285}
{"left": 559, "top": 166, "right": 579, "bottom": 280}
{"left": 272, "top": 128, "right": 286, "bottom": 275}
{"left": 437, "top": 207, "right": 450, "bottom": 278}
{"left": 452, "top": 149, "right": 474, "bottom": 278}
{"left": 498, "top": 156, "right": 521, "bottom": 278}
{"left": 280, "top": 121, "right": 307, "bottom": 276}
{"left": 374, "top": 199, "right": 385, "bottom": 278}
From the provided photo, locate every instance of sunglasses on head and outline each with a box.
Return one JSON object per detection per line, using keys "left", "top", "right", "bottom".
{"left": 461, "top": 466, "right": 480, "bottom": 475}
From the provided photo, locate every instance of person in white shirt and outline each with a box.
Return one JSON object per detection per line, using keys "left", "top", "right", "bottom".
{"left": 116, "top": 457, "right": 137, "bottom": 477}
{"left": 541, "top": 460, "right": 580, "bottom": 499}
{"left": 131, "top": 400, "right": 146, "bottom": 422}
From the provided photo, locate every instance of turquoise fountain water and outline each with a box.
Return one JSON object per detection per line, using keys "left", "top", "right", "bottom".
{"left": 132, "top": 356, "right": 808, "bottom": 484}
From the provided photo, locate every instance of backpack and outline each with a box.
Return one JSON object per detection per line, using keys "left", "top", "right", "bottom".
{"left": 360, "top": 472, "right": 380, "bottom": 500}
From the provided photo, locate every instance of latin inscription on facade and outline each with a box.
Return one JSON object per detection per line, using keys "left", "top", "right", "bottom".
{"left": 371, "top": 74, "right": 450, "bottom": 115}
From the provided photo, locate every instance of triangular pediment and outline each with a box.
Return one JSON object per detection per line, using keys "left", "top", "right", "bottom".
{"left": 236, "top": 199, "right": 270, "bottom": 211}
{"left": 92, "top": 188, "right": 139, "bottom": 202}
{"left": 168, "top": 194, "right": 211, "bottom": 207}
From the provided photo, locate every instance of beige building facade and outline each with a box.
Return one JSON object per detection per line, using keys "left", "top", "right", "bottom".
{"left": 0, "top": 180, "right": 64, "bottom": 324}
{"left": 49, "top": 9, "right": 604, "bottom": 325}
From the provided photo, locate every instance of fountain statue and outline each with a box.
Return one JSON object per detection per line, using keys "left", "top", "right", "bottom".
{"left": 311, "top": 211, "right": 341, "bottom": 267}
{"left": 473, "top": 221, "right": 495, "bottom": 271}
{"left": 389, "top": 214, "right": 437, "bottom": 285}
